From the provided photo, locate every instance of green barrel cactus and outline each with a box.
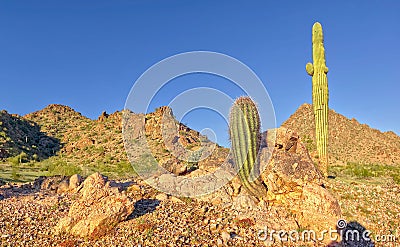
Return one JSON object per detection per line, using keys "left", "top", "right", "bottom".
{"left": 306, "top": 22, "right": 329, "bottom": 176}
{"left": 229, "top": 97, "right": 267, "bottom": 197}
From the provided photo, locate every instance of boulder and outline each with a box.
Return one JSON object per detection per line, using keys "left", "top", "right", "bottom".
{"left": 33, "top": 175, "right": 68, "bottom": 191}
{"left": 56, "top": 179, "right": 70, "bottom": 194}
{"left": 33, "top": 175, "right": 82, "bottom": 193}
{"left": 68, "top": 174, "right": 82, "bottom": 191}
{"left": 54, "top": 172, "right": 135, "bottom": 238}
{"left": 261, "top": 148, "right": 324, "bottom": 201}
{"left": 260, "top": 127, "right": 341, "bottom": 233}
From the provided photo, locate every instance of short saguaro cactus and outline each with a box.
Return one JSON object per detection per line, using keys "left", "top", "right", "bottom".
{"left": 229, "top": 96, "right": 267, "bottom": 197}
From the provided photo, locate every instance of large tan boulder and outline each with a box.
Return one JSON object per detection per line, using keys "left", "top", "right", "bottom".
{"left": 54, "top": 172, "right": 135, "bottom": 238}
{"left": 260, "top": 127, "right": 341, "bottom": 233}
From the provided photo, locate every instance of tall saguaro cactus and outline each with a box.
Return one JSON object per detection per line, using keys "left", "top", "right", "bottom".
{"left": 306, "top": 22, "right": 329, "bottom": 176}
{"left": 229, "top": 97, "right": 267, "bottom": 197}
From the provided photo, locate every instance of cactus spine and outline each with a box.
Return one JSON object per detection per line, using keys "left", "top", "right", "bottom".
{"left": 306, "top": 22, "right": 329, "bottom": 176}
{"left": 229, "top": 97, "right": 267, "bottom": 197}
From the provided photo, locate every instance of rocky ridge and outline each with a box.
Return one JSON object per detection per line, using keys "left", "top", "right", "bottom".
{"left": 0, "top": 110, "right": 59, "bottom": 160}
{"left": 1, "top": 104, "right": 228, "bottom": 182}
{"left": 282, "top": 103, "right": 400, "bottom": 165}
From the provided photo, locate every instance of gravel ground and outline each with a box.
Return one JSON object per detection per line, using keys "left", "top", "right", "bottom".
{"left": 0, "top": 181, "right": 267, "bottom": 247}
{"left": 0, "top": 176, "right": 399, "bottom": 247}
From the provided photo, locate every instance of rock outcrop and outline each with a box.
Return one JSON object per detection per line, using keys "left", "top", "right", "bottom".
{"left": 260, "top": 128, "right": 341, "bottom": 233}
{"left": 32, "top": 174, "right": 83, "bottom": 194}
{"left": 54, "top": 172, "right": 135, "bottom": 238}
{"left": 196, "top": 127, "right": 341, "bottom": 236}
{"left": 33, "top": 175, "right": 69, "bottom": 192}
{"left": 123, "top": 106, "right": 229, "bottom": 177}
{"left": 98, "top": 111, "right": 109, "bottom": 122}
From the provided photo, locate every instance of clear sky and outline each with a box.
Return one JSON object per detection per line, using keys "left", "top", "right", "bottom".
{"left": 1, "top": 1, "right": 399, "bottom": 147}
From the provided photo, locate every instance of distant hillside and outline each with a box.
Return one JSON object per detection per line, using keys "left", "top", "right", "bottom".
{"left": 0, "top": 110, "right": 59, "bottom": 160}
{"left": 282, "top": 103, "right": 400, "bottom": 165}
{"left": 8, "top": 102, "right": 399, "bottom": 174}
{"left": 24, "top": 104, "right": 91, "bottom": 140}
{"left": 1, "top": 104, "right": 227, "bottom": 177}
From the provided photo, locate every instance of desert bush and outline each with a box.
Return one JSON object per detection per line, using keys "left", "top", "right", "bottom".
{"left": 7, "top": 152, "right": 29, "bottom": 166}
{"left": 330, "top": 162, "right": 400, "bottom": 184}
{"left": 39, "top": 157, "right": 82, "bottom": 176}
{"left": 7, "top": 156, "right": 20, "bottom": 166}
{"left": 32, "top": 154, "right": 39, "bottom": 162}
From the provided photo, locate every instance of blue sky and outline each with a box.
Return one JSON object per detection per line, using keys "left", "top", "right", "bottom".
{"left": 1, "top": 1, "right": 399, "bottom": 147}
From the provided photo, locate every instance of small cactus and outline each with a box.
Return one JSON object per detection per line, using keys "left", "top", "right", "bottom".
{"left": 306, "top": 22, "right": 329, "bottom": 176}
{"left": 229, "top": 97, "right": 267, "bottom": 197}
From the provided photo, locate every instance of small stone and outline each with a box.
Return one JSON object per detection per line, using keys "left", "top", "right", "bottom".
{"left": 127, "top": 184, "right": 141, "bottom": 192}
{"left": 263, "top": 238, "right": 275, "bottom": 246}
{"left": 155, "top": 193, "right": 168, "bottom": 201}
{"left": 217, "top": 238, "right": 223, "bottom": 246}
{"left": 258, "top": 198, "right": 268, "bottom": 209}
{"left": 1, "top": 234, "right": 10, "bottom": 238}
{"left": 231, "top": 177, "right": 242, "bottom": 195}
{"left": 221, "top": 231, "right": 231, "bottom": 242}
{"left": 200, "top": 205, "right": 208, "bottom": 214}
{"left": 170, "top": 196, "right": 184, "bottom": 204}
{"left": 210, "top": 223, "right": 219, "bottom": 233}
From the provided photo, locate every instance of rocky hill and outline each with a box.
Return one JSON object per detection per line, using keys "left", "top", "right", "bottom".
{"left": 1, "top": 104, "right": 228, "bottom": 179}
{"left": 0, "top": 110, "right": 59, "bottom": 161}
{"left": 3, "top": 102, "right": 400, "bottom": 177}
{"left": 24, "top": 104, "right": 91, "bottom": 140}
{"left": 282, "top": 103, "right": 400, "bottom": 166}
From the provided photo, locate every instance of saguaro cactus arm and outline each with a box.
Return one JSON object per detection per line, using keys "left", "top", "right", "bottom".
{"left": 306, "top": 63, "right": 314, "bottom": 76}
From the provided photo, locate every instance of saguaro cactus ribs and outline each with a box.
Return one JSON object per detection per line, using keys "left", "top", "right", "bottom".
{"left": 229, "top": 96, "right": 267, "bottom": 197}
{"left": 306, "top": 22, "right": 329, "bottom": 176}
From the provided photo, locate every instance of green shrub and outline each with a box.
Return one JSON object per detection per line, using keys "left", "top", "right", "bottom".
{"left": 7, "top": 156, "right": 20, "bottom": 166}
{"left": 7, "top": 152, "right": 29, "bottom": 166}
{"left": 39, "top": 158, "right": 82, "bottom": 176}
{"left": 32, "top": 154, "right": 39, "bottom": 162}
{"left": 331, "top": 162, "right": 400, "bottom": 185}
